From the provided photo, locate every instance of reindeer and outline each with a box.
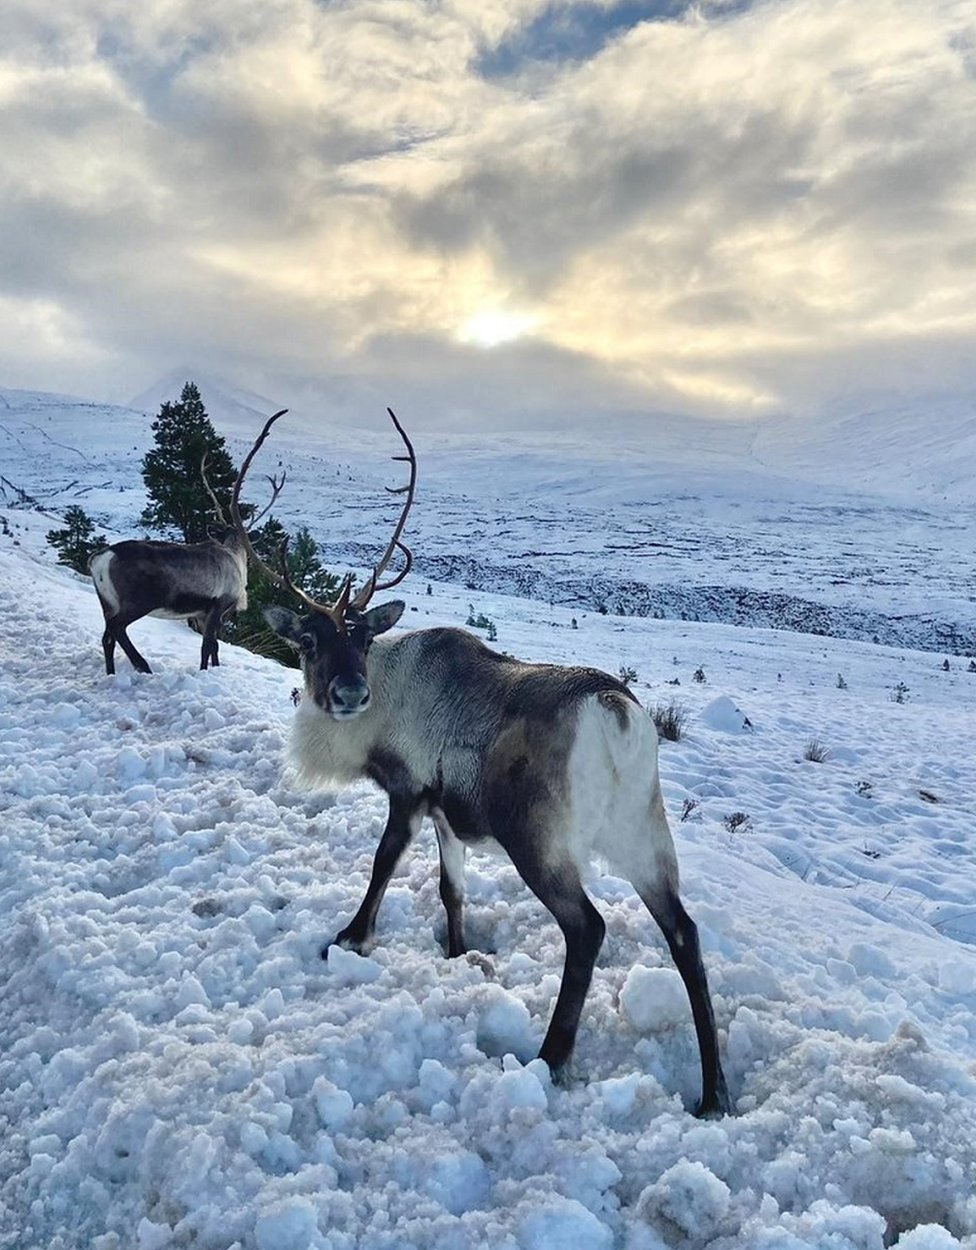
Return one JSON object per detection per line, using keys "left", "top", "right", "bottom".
{"left": 242, "top": 409, "right": 730, "bottom": 1117}
{"left": 89, "top": 415, "right": 287, "bottom": 674}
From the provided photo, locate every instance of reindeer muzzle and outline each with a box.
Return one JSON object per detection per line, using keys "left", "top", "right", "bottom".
{"left": 326, "top": 676, "right": 371, "bottom": 718}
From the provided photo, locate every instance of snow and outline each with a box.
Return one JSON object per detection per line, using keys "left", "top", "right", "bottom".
{"left": 2, "top": 386, "right": 976, "bottom": 1249}
{"left": 4, "top": 385, "right": 976, "bottom": 656}
{"left": 698, "top": 696, "right": 752, "bottom": 734}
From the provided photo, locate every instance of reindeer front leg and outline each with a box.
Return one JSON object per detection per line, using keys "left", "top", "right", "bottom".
{"left": 326, "top": 795, "right": 423, "bottom": 957}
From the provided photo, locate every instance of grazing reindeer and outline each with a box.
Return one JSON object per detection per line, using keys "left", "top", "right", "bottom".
{"left": 243, "top": 409, "right": 730, "bottom": 1116}
{"left": 89, "top": 413, "right": 287, "bottom": 674}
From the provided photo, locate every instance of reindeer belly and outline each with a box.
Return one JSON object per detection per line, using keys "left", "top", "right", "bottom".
{"left": 149, "top": 592, "right": 218, "bottom": 620}
{"left": 435, "top": 787, "right": 491, "bottom": 842}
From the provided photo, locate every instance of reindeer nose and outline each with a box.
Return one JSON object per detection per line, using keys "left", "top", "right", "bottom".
{"left": 328, "top": 677, "right": 371, "bottom": 715}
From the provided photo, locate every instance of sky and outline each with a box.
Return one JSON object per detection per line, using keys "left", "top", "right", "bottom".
{"left": 1, "top": 0, "right": 975, "bottom": 433}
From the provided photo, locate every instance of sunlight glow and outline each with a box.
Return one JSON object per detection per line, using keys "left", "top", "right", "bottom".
{"left": 459, "top": 308, "right": 537, "bottom": 348}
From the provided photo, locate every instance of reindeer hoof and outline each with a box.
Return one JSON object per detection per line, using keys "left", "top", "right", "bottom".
{"left": 324, "top": 930, "right": 369, "bottom": 959}
{"left": 694, "top": 1090, "right": 733, "bottom": 1119}
{"left": 546, "top": 1060, "right": 574, "bottom": 1089}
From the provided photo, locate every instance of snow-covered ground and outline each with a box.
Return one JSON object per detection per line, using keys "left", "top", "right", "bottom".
{"left": 2, "top": 386, "right": 976, "bottom": 1249}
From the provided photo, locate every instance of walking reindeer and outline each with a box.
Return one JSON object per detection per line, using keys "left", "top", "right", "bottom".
{"left": 239, "top": 409, "right": 730, "bottom": 1116}
{"left": 89, "top": 421, "right": 287, "bottom": 674}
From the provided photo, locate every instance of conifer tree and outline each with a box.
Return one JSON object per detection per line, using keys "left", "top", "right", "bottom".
{"left": 46, "top": 505, "right": 107, "bottom": 573}
{"left": 140, "top": 382, "right": 238, "bottom": 542}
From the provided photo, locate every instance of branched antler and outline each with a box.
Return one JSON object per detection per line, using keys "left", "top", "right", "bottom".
{"left": 227, "top": 407, "right": 417, "bottom": 627}
{"left": 250, "top": 470, "right": 287, "bottom": 526}
{"left": 227, "top": 409, "right": 331, "bottom": 617}
{"left": 200, "top": 451, "right": 228, "bottom": 524}
{"left": 348, "top": 408, "right": 417, "bottom": 611}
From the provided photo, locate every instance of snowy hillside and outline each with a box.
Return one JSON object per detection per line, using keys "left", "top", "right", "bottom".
{"left": 2, "top": 462, "right": 976, "bottom": 1247}
{"left": 124, "top": 374, "right": 976, "bottom": 507}
{"left": 750, "top": 394, "right": 976, "bottom": 506}
{"left": 2, "top": 385, "right": 975, "bottom": 657}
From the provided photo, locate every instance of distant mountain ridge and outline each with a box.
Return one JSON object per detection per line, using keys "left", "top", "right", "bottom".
{"left": 120, "top": 370, "right": 976, "bottom": 507}
{"left": 1, "top": 380, "right": 973, "bottom": 656}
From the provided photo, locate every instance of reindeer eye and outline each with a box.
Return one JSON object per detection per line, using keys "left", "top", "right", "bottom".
{"left": 299, "top": 633, "right": 316, "bottom": 654}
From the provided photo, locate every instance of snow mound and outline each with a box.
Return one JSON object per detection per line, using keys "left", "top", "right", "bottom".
{"left": 699, "top": 694, "right": 753, "bottom": 732}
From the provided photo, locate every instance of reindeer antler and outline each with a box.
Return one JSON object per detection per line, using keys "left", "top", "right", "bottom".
{"left": 229, "top": 406, "right": 417, "bottom": 624}
{"left": 230, "top": 408, "right": 342, "bottom": 620}
{"left": 228, "top": 408, "right": 333, "bottom": 619}
{"left": 347, "top": 408, "right": 417, "bottom": 612}
{"left": 200, "top": 451, "right": 228, "bottom": 524}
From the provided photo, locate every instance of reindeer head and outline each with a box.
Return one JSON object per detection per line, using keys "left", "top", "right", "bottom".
{"left": 265, "top": 601, "right": 404, "bottom": 717}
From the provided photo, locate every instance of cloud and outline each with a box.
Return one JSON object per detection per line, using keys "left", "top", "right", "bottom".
{"left": 0, "top": 0, "right": 973, "bottom": 427}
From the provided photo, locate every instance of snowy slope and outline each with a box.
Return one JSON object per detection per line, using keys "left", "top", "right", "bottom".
{"left": 2, "top": 386, "right": 975, "bottom": 657}
{"left": 123, "top": 375, "right": 976, "bottom": 506}
{"left": 750, "top": 394, "right": 976, "bottom": 505}
{"left": 2, "top": 511, "right": 976, "bottom": 1248}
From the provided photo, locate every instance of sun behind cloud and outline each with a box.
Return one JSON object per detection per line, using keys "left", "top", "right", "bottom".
{"left": 458, "top": 308, "right": 538, "bottom": 348}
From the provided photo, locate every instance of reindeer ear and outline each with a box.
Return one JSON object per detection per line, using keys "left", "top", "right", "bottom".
{"left": 263, "top": 605, "right": 303, "bottom": 646}
{"left": 364, "top": 600, "right": 405, "bottom": 637}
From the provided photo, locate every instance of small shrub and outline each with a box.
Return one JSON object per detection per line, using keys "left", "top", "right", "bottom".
{"left": 803, "top": 739, "right": 830, "bottom": 763}
{"left": 723, "top": 811, "right": 751, "bottom": 835}
{"left": 968, "top": 659, "right": 976, "bottom": 673}
{"left": 692, "top": 666, "right": 706, "bottom": 684}
{"left": 855, "top": 779, "right": 873, "bottom": 798}
{"left": 650, "top": 701, "right": 687, "bottom": 742}
{"left": 618, "top": 664, "right": 638, "bottom": 686}
{"left": 466, "top": 606, "right": 496, "bottom": 638}
{"left": 836, "top": 673, "right": 847, "bottom": 689}
{"left": 891, "top": 681, "right": 910, "bottom": 704}
{"left": 46, "top": 505, "right": 108, "bottom": 574}
{"left": 941, "top": 658, "right": 950, "bottom": 671}
{"left": 680, "top": 797, "right": 699, "bottom": 823}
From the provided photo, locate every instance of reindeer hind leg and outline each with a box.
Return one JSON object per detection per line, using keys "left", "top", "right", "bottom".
{"left": 635, "top": 877, "right": 730, "bottom": 1118}
{"left": 101, "top": 625, "right": 116, "bottom": 674}
{"left": 200, "top": 604, "right": 223, "bottom": 669}
{"left": 431, "top": 806, "right": 467, "bottom": 957}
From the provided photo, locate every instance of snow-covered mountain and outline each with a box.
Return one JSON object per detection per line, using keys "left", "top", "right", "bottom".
{"left": 3, "top": 383, "right": 975, "bottom": 657}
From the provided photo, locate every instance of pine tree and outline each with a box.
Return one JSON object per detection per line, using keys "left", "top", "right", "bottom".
{"left": 140, "top": 382, "right": 239, "bottom": 542}
{"left": 46, "top": 505, "right": 108, "bottom": 573}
